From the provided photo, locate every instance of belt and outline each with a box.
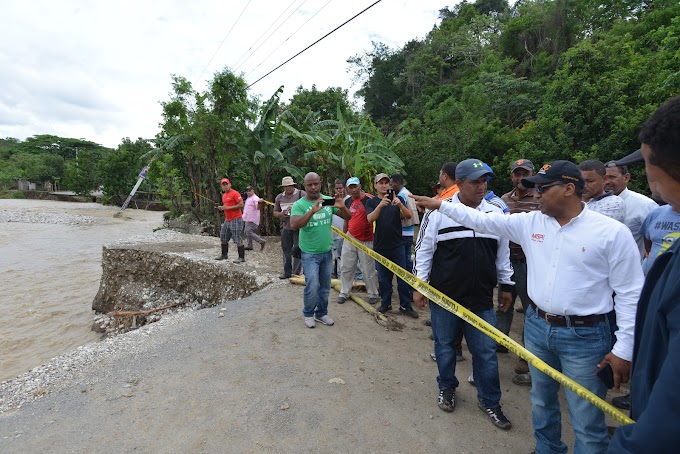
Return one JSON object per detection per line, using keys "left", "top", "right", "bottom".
{"left": 530, "top": 303, "right": 606, "bottom": 327}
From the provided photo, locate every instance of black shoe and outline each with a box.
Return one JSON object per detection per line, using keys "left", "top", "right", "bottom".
{"left": 260, "top": 241, "right": 266, "bottom": 251}
{"left": 438, "top": 388, "right": 455, "bottom": 412}
{"left": 233, "top": 257, "right": 245, "bottom": 263}
{"left": 215, "top": 255, "right": 228, "bottom": 260}
{"left": 424, "top": 319, "right": 432, "bottom": 326}
{"left": 478, "top": 404, "right": 512, "bottom": 430}
{"left": 244, "top": 246, "right": 253, "bottom": 251}
{"left": 377, "top": 304, "right": 392, "bottom": 313}
{"left": 337, "top": 296, "right": 347, "bottom": 304}
{"left": 612, "top": 394, "right": 630, "bottom": 410}
{"left": 400, "top": 306, "right": 419, "bottom": 319}
{"left": 279, "top": 274, "right": 291, "bottom": 279}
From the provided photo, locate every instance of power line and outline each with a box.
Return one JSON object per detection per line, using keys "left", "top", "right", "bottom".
{"left": 195, "top": 0, "right": 254, "bottom": 84}
{"left": 235, "top": 0, "right": 311, "bottom": 73}
{"left": 231, "top": 0, "right": 299, "bottom": 71}
{"left": 246, "top": 0, "right": 382, "bottom": 89}
{"left": 244, "top": 0, "right": 335, "bottom": 80}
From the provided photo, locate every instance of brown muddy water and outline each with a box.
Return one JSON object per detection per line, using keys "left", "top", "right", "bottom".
{"left": 0, "top": 199, "right": 165, "bottom": 382}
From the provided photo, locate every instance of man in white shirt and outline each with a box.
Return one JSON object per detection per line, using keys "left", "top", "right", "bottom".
{"left": 411, "top": 160, "right": 644, "bottom": 454}
{"left": 604, "top": 158, "right": 658, "bottom": 259}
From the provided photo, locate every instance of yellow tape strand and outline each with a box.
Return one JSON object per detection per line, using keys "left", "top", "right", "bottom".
{"left": 332, "top": 226, "right": 634, "bottom": 425}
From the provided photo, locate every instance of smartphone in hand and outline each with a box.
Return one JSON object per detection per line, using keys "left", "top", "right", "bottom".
{"left": 321, "top": 197, "right": 336, "bottom": 206}
{"left": 596, "top": 363, "right": 614, "bottom": 389}
{"left": 386, "top": 188, "right": 394, "bottom": 200}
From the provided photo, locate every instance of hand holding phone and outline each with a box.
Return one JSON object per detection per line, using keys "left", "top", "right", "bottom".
{"left": 321, "top": 197, "right": 336, "bottom": 206}
{"left": 596, "top": 363, "right": 614, "bottom": 389}
{"left": 386, "top": 188, "right": 394, "bottom": 201}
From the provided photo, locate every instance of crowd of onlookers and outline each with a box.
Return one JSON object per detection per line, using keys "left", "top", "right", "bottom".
{"left": 215, "top": 95, "right": 680, "bottom": 453}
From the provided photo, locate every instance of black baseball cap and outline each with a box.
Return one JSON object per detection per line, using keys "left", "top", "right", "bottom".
{"left": 521, "top": 160, "right": 585, "bottom": 188}
{"left": 612, "top": 149, "right": 643, "bottom": 167}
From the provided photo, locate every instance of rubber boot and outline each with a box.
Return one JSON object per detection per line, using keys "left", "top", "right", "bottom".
{"left": 233, "top": 245, "right": 245, "bottom": 263}
{"left": 215, "top": 243, "right": 228, "bottom": 260}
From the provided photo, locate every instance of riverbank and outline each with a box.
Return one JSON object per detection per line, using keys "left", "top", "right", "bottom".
{"left": 0, "top": 199, "right": 166, "bottom": 382}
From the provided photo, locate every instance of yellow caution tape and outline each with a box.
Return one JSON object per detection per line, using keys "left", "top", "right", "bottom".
{"left": 332, "top": 226, "right": 634, "bottom": 425}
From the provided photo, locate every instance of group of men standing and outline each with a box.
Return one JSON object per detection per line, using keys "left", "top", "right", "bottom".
{"left": 213, "top": 95, "right": 680, "bottom": 452}
{"left": 214, "top": 178, "right": 266, "bottom": 264}
{"left": 411, "top": 95, "right": 680, "bottom": 453}
{"left": 282, "top": 171, "right": 421, "bottom": 328}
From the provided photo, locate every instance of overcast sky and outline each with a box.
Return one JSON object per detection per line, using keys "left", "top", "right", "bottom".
{"left": 0, "top": 0, "right": 451, "bottom": 148}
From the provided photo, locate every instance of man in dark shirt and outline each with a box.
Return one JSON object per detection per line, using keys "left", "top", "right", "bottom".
{"left": 366, "top": 173, "right": 418, "bottom": 318}
{"left": 608, "top": 95, "right": 680, "bottom": 453}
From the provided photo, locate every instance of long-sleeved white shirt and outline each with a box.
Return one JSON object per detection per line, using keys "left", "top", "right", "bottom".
{"left": 439, "top": 201, "right": 644, "bottom": 361}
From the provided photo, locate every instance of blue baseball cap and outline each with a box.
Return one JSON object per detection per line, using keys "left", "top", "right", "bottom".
{"left": 455, "top": 159, "right": 495, "bottom": 180}
{"left": 346, "top": 177, "right": 360, "bottom": 186}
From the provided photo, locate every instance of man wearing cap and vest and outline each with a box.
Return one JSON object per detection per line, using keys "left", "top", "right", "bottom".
{"left": 216, "top": 178, "right": 246, "bottom": 263}
{"left": 412, "top": 160, "right": 644, "bottom": 453}
{"left": 413, "top": 158, "right": 514, "bottom": 431}
{"left": 274, "top": 176, "right": 306, "bottom": 279}
{"left": 337, "top": 177, "right": 379, "bottom": 305}
{"left": 499, "top": 159, "right": 541, "bottom": 386}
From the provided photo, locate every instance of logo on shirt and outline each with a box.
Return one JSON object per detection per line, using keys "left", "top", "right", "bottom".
{"left": 531, "top": 233, "right": 545, "bottom": 242}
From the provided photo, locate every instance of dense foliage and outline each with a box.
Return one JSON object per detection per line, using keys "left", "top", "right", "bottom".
{"left": 349, "top": 0, "right": 679, "bottom": 195}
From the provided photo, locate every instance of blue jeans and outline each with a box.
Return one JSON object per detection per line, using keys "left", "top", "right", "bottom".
{"left": 301, "top": 251, "right": 332, "bottom": 318}
{"left": 524, "top": 305, "right": 610, "bottom": 454}
{"left": 375, "top": 245, "right": 412, "bottom": 309}
{"left": 430, "top": 302, "right": 501, "bottom": 408}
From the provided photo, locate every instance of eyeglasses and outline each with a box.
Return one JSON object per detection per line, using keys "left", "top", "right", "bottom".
{"left": 535, "top": 182, "right": 565, "bottom": 193}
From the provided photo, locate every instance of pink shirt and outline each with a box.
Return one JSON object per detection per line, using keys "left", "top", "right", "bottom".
{"left": 243, "top": 194, "right": 261, "bottom": 224}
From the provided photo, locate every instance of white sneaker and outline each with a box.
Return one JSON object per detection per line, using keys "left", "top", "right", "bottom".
{"left": 314, "top": 315, "right": 335, "bottom": 326}
{"left": 304, "top": 317, "right": 315, "bottom": 328}
{"left": 468, "top": 373, "right": 475, "bottom": 385}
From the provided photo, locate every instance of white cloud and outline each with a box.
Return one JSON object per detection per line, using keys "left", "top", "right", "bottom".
{"left": 0, "top": 0, "right": 449, "bottom": 148}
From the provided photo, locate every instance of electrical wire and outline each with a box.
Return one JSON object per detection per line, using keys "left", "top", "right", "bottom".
{"left": 231, "top": 0, "right": 299, "bottom": 71}
{"left": 246, "top": 0, "right": 382, "bottom": 89}
{"left": 234, "top": 0, "right": 311, "bottom": 73}
{"left": 195, "top": 0, "right": 254, "bottom": 84}
{"left": 244, "top": 0, "right": 334, "bottom": 80}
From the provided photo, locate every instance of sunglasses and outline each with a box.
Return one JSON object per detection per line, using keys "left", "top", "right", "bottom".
{"left": 535, "top": 182, "right": 565, "bottom": 193}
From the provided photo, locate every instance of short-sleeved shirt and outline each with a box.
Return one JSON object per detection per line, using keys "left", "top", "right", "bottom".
{"left": 292, "top": 196, "right": 338, "bottom": 254}
{"left": 365, "top": 194, "right": 407, "bottom": 251}
{"left": 587, "top": 191, "right": 625, "bottom": 223}
{"left": 242, "top": 194, "right": 261, "bottom": 224}
{"left": 640, "top": 205, "right": 680, "bottom": 274}
{"left": 274, "top": 189, "right": 305, "bottom": 230}
{"left": 222, "top": 190, "right": 243, "bottom": 221}
{"left": 345, "top": 194, "right": 374, "bottom": 241}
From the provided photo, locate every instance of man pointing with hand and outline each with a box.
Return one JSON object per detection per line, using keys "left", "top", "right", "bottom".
{"left": 411, "top": 160, "right": 644, "bottom": 454}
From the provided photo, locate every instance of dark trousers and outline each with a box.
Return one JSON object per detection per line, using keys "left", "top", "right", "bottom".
{"left": 281, "top": 228, "right": 301, "bottom": 277}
